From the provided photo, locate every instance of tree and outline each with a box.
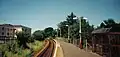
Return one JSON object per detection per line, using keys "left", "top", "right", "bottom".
{"left": 66, "top": 12, "right": 76, "bottom": 25}
{"left": 16, "top": 31, "right": 30, "bottom": 48}
{"left": 52, "top": 29, "right": 57, "bottom": 38}
{"left": 69, "top": 23, "right": 79, "bottom": 39}
{"left": 33, "top": 30, "right": 45, "bottom": 41}
{"left": 57, "top": 21, "right": 68, "bottom": 38}
{"left": 57, "top": 12, "right": 94, "bottom": 42}
{"left": 44, "top": 27, "right": 56, "bottom": 38}
{"left": 100, "top": 22, "right": 105, "bottom": 28}
{"left": 57, "top": 12, "right": 77, "bottom": 38}
{"left": 100, "top": 19, "right": 116, "bottom": 28}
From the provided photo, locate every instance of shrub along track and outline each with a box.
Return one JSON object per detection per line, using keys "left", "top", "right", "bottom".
{"left": 34, "top": 39, "right": 56, "bottom": 57}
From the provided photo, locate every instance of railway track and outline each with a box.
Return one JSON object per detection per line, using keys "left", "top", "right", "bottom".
{"left": 35, "top": 40, "right": 56, "bottom": 57}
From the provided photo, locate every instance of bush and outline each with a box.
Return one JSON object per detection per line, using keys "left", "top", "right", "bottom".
{"left": 0, "top": 41, "right": 18, "bottom": 56}
{"left": 27, "top": 40, "right": 43, "bottom": 52}
{"left": 0, "top": 41, "right": 32, "bottom": 57}
{"left": 4, "top": 49, "right": 31, "bottom": 57}
{"left": 16, "top": 32, "right": 30, "bottom": 48}
{"left": 0, "top": 40, "right": 44, "bottom": 57}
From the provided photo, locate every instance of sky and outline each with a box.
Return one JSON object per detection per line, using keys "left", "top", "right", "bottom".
{"left": 0, "top": 0, "right": 120, "bottom": 33}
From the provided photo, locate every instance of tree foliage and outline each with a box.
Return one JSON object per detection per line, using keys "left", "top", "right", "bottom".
{"left": 44, "top": 27, "right": 57, "bottom": 38}
{"left": 100, "top": 19, "right": 116, "bottom": 28}
{"left": 66, "top": 12, "right": 76, "bottom": 25}
{"left": 16, "top": 31, "right": 30, "bottom": 48}
{"left": 33, "top": 30, "right": 45, "bottom": 41}
{"left": 57, "top": 12, "right": 94, "bottom": 40}
{"left": 32, "top": 27, "right": 57, "bottom": 40}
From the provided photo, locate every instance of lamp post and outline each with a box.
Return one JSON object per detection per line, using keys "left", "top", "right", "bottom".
{"left": 78, "top": 17, "right": 82, "bottom": 49}
{"left": 56, "top": 29, "right": 58, "bottom": 37}
{"left": 73, "top": 17, "right": 82, "bottom": 47}
{"left": 82, "top": 17, "right": 88, "bottom": 51}
{"left": 66, "top": 25, "right": 70, "bottom": 43}
{"left": 73, "top": 17, "right": 82, "bottom": 48}
{"left": 77, "top": 17, "right": 87, "bottom": 50}
{"left": 83, "top": 17, "right": 88, "bottom": 51}
{"left": 59, "top": 28, "right": 61, "bottom": 38}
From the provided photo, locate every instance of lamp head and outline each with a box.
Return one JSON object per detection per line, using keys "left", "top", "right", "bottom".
{"left": 83, "top": 17, "right": 87, "bottom": 19}
{"left": 66, "top": 25, "right": 68, "bottom": 26}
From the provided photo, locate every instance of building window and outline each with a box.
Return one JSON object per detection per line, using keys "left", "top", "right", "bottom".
{"left": 2, "top": 27, "right": 4, "bottom": 30}
{"left": 10, "top": 29, "right": 12, "bottom": 31}
{"left": 8, "top": 28, "right": 9, "bottom": 31}
{"left": 25, "top": 29, "right": 27, "bottom": 32}
{"left": 2, "top": 32, "right": 4, "bottom": 35}
{"left": 7, "top": 33, "right": 9, "bottom": 35}
{"left": 10, "top": 33, "right": 12, "bottom": 35}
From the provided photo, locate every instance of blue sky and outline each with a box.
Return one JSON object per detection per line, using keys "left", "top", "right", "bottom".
{"left": 0, "top": 0, "right": 120, "bottom": 33}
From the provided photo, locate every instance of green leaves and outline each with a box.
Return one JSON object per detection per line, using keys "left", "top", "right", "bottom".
{"left": 57, "top": 12, "right": 94, "bottom": 40}
{"left": 44, "top": 27, "right": 57, "bottom": 38}
{"left": 33, "top": 30, "right": 45, "bottom": 41}
{"left": 66, "top": 12, "right": 76, "bottom": 25}
{"left": 100, "top": 19, "right": 116, "bottom": 28}
{"left": 44, "top": 27, "right": 53, "bottom": 37}
{"left": 33, "top": 27, "right": 57, "bottom": 40}
{"left": 16, "top": 32, "right": 30, "bottom": 48}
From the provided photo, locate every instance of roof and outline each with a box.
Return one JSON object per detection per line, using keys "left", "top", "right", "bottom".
{"left": 13, "top": 25, "right": 23, "bottom": 27}
{"left": 92, "top": 28, "right": 111, "bottom": 34}
{"left": 105, "top": 24, "right": 120, "bottom": 28}
{"left": 92, "top": 24, "right": 120, "bottom": 34}
{"left": 0, "top": 24, "right": 31, "bottom": 29}
{"left": 0, "top": 24, "right": 14, "bottom": 27}
{"left": 13, "top": 25, "right": 31, "bottom": 29}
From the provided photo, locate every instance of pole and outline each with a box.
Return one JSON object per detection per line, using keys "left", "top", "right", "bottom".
{"left": 60, "top": 28, "right": 61, "bottom": 38}
{"left": 68, "top": 26, "right": 70, "bottom": 43}
{"left": 57, "top": 29, "right": 58, "bottom": 37}
{"left": 79, "top": 17, "right": 82, "bottom": 49}
{"left": 92, "top": 35, "right": 95, "bottom": 52}
{"left": 108, "top": 35, "right": 111, "bottom": 57}
{"left": 86, "top": 39, "right": 87, "bottom": 51}
{"left": 85, "top": 20, "right": 88, "bottom": 51}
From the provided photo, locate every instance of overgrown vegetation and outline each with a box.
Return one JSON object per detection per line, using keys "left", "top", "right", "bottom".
{"left": 0, "top": 40, "right": 43, "bottom": 57}
{"left": 16, "top": 31, "right": 31, "bottom": 48}
{"left": 0, "top": 26, "right": 57, "bottom": 57}
{"left": 27, "top": 40, "right": 43, "bottom": 52}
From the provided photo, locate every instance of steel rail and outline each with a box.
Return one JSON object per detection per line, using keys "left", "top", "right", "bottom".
{"left": 35, "top": 40, "right": 56, "bottom": 57}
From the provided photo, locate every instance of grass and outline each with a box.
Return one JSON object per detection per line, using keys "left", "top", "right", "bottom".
{"left": 0, "top": 40, "right": 44, "bottom": 57}
{"left": 4, "top": 49, "right": 31, "bottom": 57}
{"left": 27, "top": 40, "right": 44, "bottom": 52}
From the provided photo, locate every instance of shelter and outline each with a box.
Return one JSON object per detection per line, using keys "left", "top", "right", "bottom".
{"left": 92, "top": 24, "right": 120, "bottom": 57}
